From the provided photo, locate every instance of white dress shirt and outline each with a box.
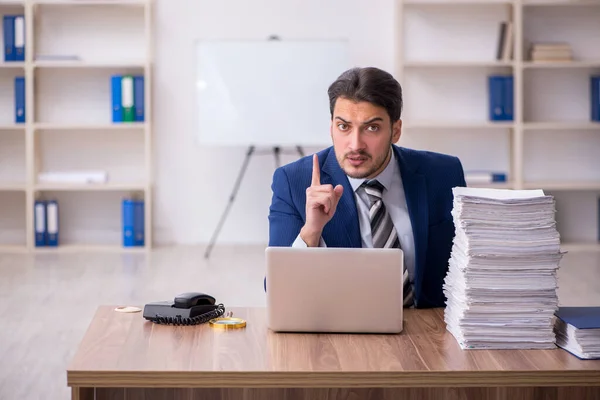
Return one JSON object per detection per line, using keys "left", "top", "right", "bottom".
{"left": 292, "top": 150, "right": 416, "bottom": 283}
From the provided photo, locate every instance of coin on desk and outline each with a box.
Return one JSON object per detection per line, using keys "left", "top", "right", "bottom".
{"left": 114, "top": 306, "right": 142, "bottom": 313}
{"left": 209, "top": 317, "right": 247, "bottom": 329}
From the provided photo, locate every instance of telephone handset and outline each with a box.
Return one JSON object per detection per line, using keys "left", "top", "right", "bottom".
{"left": 143, "top": 292, "right": 225, "bottom": 325}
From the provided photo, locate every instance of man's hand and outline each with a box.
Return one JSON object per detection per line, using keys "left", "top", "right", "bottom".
{"left": 301, "top": 154, "right": 344, "bottom": 246}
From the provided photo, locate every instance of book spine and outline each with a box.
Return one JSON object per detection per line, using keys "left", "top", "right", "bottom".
{"left": 3, "top": 16, "right": 15, "bottom": 62}
{"left": 121, "top": 75, "right": 135, "bottom": 122}
{"left": 133, "top": 76, "right": 144, "bottom": 122}
{"left": 15, "top": 76, "right": 25, "bottom": 123}
{"left": 46, "top": 200, "right": 59, "bottom": 246}
{"left": 13, "top": 15, "right": 24, "bottom": 62}
{"left": 488, "top": 76, "right": 505, "bottom": 121}
{"left": 504, "top": 76, "right": 514, "bottom": 121}
{"left": 122, "top": 199, "right": 135, "bottom": 247}
{"left": 133, "top": 199, "right": 145, "bottom": 246}
{"left": 592, "top": 76, "right": 600, "bottom": 122}
{"left": 111, "top": 75, "right": 122, "bottom": 123}
{"left": 34, "top": 200, "right": 46, "bottom": 247}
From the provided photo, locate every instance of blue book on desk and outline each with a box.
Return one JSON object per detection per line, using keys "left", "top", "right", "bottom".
{"left": 555, "top": 307, "right": 600, "bottom": 360}
{"left": 3, "top": 15, "right": 15, "bottom": 62}
{"left": 592, "top": 76, "right": 600, "bottom": 122}
{"left": 15, "top": 76, "right": 25, "bottom": 123}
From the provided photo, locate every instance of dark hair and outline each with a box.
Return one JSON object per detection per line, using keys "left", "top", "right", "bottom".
{"left": 327, "top": 67, "right": 403, "bottom": 122}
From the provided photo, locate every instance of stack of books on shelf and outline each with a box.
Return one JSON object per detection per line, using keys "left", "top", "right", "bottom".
{"left": 33, "top": 196, "right": 145, "bottom": 248}
{"left": 2, "top": 15, "right": 25, "bottom": 62}
{"left": 529, "top": 42, "right": 573, "bottom": 62}
{"left": 111, "top": 75, "right": 145, "bottom": 123}
{"left": 444, "top": 187, "right": 564, "bottom": 350}
{"left": 554, "top": 307, "right": 600, "bottom": 360}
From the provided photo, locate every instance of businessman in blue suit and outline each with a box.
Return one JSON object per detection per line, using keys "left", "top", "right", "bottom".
{"left": 267, "top": 67, "right": 466, "bottom": 308}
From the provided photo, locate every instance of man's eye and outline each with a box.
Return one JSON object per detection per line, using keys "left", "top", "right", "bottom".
{"left": 367, "top": 125, "right": 379, "bottom": 132}
{"left": 338, "top": 123, "right": 348, "bottom": 131}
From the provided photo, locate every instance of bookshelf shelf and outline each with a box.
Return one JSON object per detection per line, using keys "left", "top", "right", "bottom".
{"left": 33, "top": 60, "right": 147, "bottom": 69}
{"left": 0, "top": 62, "right": 24, "bottom": 68}
{"left": 561, "top": 242, "right": 600, "bottom": 253}
{"left": 523, "top": 61, "right": 600, "bottom": 69}
{"left": 405, "top": 121, "right": 514, "bottom": 129}
{"left": 404, "top": 61, "right": 514, "bottom": 68}
{"left": 524, "top": 122, "right": 600, "bottom": 130}
{"left": 523, "top": 181, "right": 600, "bottom": 191}
{"left": 34, "top": 183, "right": 147, "bottom": 191}
{"left": 403, "top": 0, "right": 514, "bottom": 5}
{"left": 0, "top": 245, "right": 27, "bottom": 253}
{"left": 34, "top": 122, "right": 146, "bottom": 131}
{"left": 0, "top": 0, "right": 153, "bottom": 253}
{"left": 0, "top": 124, "right": 25, "bottom": 130}
{"left": 523, "top": 1, "right": 600, "bottom": 7}
{"left": 33, "top": 244, "right": 146, "bottom": 254}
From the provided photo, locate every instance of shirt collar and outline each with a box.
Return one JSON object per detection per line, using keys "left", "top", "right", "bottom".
{"left": 347, "top": 148, "right": 396, "bottom": 193}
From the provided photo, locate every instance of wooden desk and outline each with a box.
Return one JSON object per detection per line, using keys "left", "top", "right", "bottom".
{"left": 67, "top": 306, "right": 600, "bottom": 400}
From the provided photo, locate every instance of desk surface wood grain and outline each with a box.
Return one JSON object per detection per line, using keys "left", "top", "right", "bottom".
{"left": 67, "top": 306, "right": 600, "bottom": 389}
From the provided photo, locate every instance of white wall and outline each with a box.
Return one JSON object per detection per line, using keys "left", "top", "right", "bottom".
{"left": 152, "top": 0, "right": 396, "bottom": 245}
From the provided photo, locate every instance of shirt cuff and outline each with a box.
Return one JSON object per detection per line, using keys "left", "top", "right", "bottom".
{"left": 292, "top": 233, "right": 326, "bottom": 247}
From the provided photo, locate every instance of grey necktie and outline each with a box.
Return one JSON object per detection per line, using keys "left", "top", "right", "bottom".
{"left": 363, "top": 179, "right": 414, "bottom": 307}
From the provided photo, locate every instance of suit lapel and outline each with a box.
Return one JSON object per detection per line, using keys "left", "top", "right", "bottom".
{"left": 321, "top": 149, "right": 361, "bottom": 248}
{"left": 394, "top": 146, "right": 429, "bottom": 300}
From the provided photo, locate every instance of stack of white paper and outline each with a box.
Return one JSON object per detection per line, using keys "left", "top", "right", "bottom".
{"left": 443, "top": 187, "right": 564, "bottom": 350}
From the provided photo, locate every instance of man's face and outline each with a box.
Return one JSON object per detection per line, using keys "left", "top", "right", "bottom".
{"left": 330, "top": 97, "right": 401, "bottom": 179}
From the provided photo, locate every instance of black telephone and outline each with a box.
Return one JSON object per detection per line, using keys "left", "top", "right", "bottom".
{"left": 143, "top": 292, "right": 225, "bottom": 326}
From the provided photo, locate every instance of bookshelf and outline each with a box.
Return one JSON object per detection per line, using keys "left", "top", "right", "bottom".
{"left": 397, "top": 0, "right": 600, "bottom": 250}
{"left": 0, "top": 0, "right": 153, "bottom": 253}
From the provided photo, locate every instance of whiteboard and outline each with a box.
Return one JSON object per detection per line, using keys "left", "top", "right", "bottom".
{"left": 195, "top": 39, "right": 351, "bottom": 147}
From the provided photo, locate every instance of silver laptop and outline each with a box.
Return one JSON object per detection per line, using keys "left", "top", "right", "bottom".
{"left": 265, "top": 247, "right": 404, "bottom": 334}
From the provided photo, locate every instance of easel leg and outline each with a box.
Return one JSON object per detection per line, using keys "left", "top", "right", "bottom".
{"left": 273, "top": 146, "right": 281, "bottom": 169}
{"left": 204, "top": 146, "right": 255, "bottom": 259}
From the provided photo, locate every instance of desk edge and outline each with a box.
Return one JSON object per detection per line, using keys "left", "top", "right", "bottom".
{"left": 66, "top": 370, "right": 600, "bottom": 388}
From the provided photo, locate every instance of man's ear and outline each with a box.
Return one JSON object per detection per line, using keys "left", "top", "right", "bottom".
{"left": 392, "top": 119, "right": 402, "bottom": 143}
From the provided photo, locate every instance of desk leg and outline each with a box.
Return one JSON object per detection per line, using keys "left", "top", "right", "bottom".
{"left": 91, "top": 386, "right": 600, "bottom": 400}
{"left": 71, "top": 387, "right": 94, "bottom": 400}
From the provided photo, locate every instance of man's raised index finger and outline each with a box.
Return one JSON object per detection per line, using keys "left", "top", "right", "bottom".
{"left": 311, "top": 153, "right": 320, "bottom": 186}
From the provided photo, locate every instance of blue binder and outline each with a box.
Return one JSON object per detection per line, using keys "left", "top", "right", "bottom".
{"left": 3, "top": 15, "right": 14, "bottom": 62}
{"left": 34, "top": 200, "right": 47, "bottom": 247}
{"left": 488, "top": 75, "right": 505, "bottom": 121}
{"left": 503, "top": 76, "right": 514, "bottom": 121}
{"left": 122, "top": 199, "right": 135, "bottom": 246}
{"left": 133, "top": 76, "right": 144, "bottom": 122}
{"left": 111, "top": 75, "right": 122, "bottom": 123}
{"left": 592, "top": 76, "right": 600, "bottom": 122}
{"left": 133, "top": 199, "right": 145, "bottom": 246}
{"left": 14, "top": 76, "right": 25, "bottom": 123}
{"left": 13, "top": 15, "right": 24, "bottom": 62}
{"left": 46, "top": 200, "right": 59, "bottom": 246}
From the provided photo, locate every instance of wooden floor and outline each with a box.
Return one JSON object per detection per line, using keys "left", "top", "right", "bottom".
{"left": 0, "top": 244, "right": 599, "bottom": 400}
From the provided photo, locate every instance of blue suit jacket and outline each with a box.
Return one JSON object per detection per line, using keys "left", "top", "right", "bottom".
{"left": 267, "top": 145, "right": 466, "bottom": 308}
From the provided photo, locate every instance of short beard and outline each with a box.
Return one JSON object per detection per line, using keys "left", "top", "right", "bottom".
{"left": 338, "top": 145, "right": 392, "bottom": 179}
